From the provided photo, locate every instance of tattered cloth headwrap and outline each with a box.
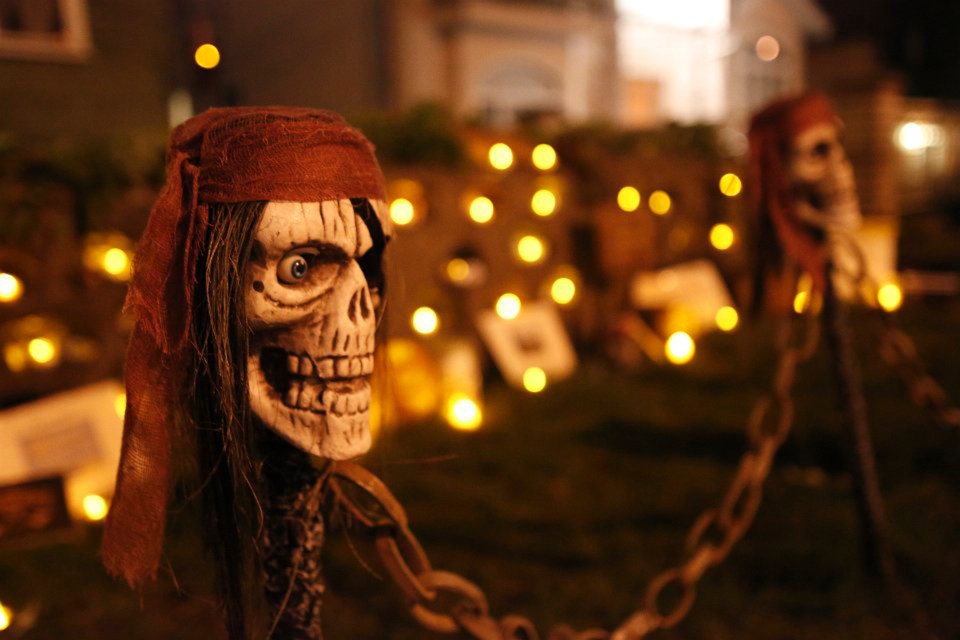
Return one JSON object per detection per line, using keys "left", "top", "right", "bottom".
{"left": 748, "top": 92, "right": 838, "bottom": 292}
{"left": 102, "top": 107, "right": 386, "bottom": 587}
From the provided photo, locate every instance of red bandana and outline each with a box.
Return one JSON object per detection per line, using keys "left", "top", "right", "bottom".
{"left": 748, "top": 92, "right": 838, "bottom": 291}
{"left": 102, "top": 107, "right": 386, "bottom": 587}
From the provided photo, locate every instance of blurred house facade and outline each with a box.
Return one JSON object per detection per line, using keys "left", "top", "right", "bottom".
{"left": 618, "top": 0, "right": 832, "bottom": 129}
{"left": 389, "top": 0, "right": 619, "bottom": 125}
{"left": 0, "top": 0, "right": 175, "bottom": 138}
{"left": 214, "top": 0, "right": 619, "bottom": 126}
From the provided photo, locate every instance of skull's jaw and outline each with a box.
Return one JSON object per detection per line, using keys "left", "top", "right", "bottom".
{"left": 247, "top": 348, "right": 373, "bottom": 459}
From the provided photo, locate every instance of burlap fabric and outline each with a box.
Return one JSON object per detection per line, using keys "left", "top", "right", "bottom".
{"left": 748, "top": 92, "right": 838, "bottom": 292}
{"left": 102, "top": 107, "right": 386, "bottom": 587}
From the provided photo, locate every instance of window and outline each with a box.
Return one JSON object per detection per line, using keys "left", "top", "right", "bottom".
{"left": 0, "top": 0, "right": 92, "bottom": 62}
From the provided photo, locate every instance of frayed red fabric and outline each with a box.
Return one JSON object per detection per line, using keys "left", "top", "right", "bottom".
{"left": 748, "top": 92, "right": 837, "bottom": 292}
{"left": 102, "top": 107, "right": 386, "bottom": 587}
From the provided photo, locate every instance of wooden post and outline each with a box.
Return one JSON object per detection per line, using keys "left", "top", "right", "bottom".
{"left": 822, "top": 261, "right": 897, "bottom": 585}
{"left": 260, "top": 435, "right": 328, "bottom": 639}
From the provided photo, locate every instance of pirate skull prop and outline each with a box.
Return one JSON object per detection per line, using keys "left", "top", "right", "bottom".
{"left": 246, "top": 199, "right": 387, "bottom": 459}
{"left": 787, "top": 121, "right": 862, "bottom": 233}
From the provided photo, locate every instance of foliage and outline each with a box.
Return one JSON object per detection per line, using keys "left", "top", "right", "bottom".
{"left": 350, "top": 103, "right": 466, "bottom": 167}
{"left": 0, "top": 134, "right": 164, "bottom": 246}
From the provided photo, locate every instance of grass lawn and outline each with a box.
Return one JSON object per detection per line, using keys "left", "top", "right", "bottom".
{"left": 1, "top": 301, "right": 958, "bottom": 639}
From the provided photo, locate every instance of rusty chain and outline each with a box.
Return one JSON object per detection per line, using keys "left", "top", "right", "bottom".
{"left": 327, "top": 307, "right": 821, "bottom": 640}
{"left": 829, "top": 233, "right": 960, "bottom": 431}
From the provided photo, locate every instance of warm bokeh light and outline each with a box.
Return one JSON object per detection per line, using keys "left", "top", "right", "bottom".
{"left": 4, "top": 344, "right": 27, "bottom": 372}
{"left": 411, "top": 306, "right": 439, "bottom": 335}
{"left": 709, "top": 223, "right": 735, "bottom": 251}
{"left": 531, "top": 189, "right": 557, "bottom": 217}
{"left": 194, "top": 43, "right": 221, "bottom": 69}
{"left": 896, "top": 122, "right": 943, "bottom": 152}
{"left": 648, "top": 190, "right": 672, "bottom": 215}
{"left": 386, "top": 339, "right": 441, "bottom": 420}
{"left": 516, "top": 235, "right": 546, "bottom": 264}
{"left": 0, "top": 272, "right": 23, "bottom": 303}
{"left": 495, "top": 293, "right": 522, "bottom": 320}
{"left": 531, "top": 143, "right": 557, "bottom": 171}
{"left": 83, "top": 494, "right": 109, "bottom": 521}
{"left": 115, "top": 391, "right": 127, "bottom": 419}
{"left": 488, "top": 142, "right": 514, "bottom": 170}
{"left": 550, "top": 277, "right": 576, "bottom": 305}
{"left": 898, "top": 122, "right": 924, "bottom": 151}
{"left": 446, "top": 258, "right": 471, "bottom": 283}
{"left": 0, "top": 602, "right": 10, "bottom": 632}
{"left": 719, "top": 173, "right": 743, "bottom": 197}
{"left": 793, "top": 290, "right": 809, "bottom": 314}
{"left": 468, "top": 196, "right": 495, "bottom": 224}
{"left": 755, "top": 35, "right": 780, "bottom": 62}
{"left": 877, "top": 282, "right": 903, "bottom": 312}
{"left": 389, "top": 198, "right": 416, "bottom": 226}
{"left": 522, "top": 367, "right": 547, "bottom": 393}
{"left": 27, "top": 337, "right": 57, "bottom": 365}
{"left": 102, "top": 247, "right": 130, "bottom": 277}
{"left": 665, "top": 331, "right": 695, "bottom": 365}
{"left": 617, "top": 186, "right": 641, "bottom": 212}
{"left": 715, "top": 306, "right": 739, "bottom": 332}
{"left": 446, "top": 393, "right": 482, "bottom": 431}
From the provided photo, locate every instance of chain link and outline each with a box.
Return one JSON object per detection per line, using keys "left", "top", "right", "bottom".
{"left": 324, "top": 231, "right": 953, "bottom": 639}
{"left": 327, "top": 306, "right": 820, "bottom": 639}
{"left": 828, "top": 232, "right": 960, "bottom": 431}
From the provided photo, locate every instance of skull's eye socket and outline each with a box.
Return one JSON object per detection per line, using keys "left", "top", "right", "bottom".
{"left": 277, "top": 248, "right": 320, "bottom": 284}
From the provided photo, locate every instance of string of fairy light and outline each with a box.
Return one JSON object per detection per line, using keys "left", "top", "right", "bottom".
{"left": 387, "top": 140, "right": 909, "bottom": 431}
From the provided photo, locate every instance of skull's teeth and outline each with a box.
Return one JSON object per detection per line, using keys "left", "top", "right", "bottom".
{"left": 285, "top": 353, "right": 375, "bottom": 380}
{"left": 317, "top": 358, "right": 334, "bottom": 378}
{"left": 285, "top": 383, "right": 300, "bottom": 408}
{"left": 300, "top": 357, "right": 315, "bottom": 377}
{"left": 280, "top": 381, "right": 370, "bottom": 416}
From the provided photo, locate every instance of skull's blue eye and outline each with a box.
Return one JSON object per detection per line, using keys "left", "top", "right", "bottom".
{"left": 278, "top": 253, "right": 311, "bottom": 284}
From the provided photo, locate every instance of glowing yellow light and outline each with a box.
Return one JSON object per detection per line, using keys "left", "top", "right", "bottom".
{"left": 793, "top": 290, "right": 809, "bottom": 314}
{"left": 649, "top": 190, "right": 672, "bottom": 215}
{"left": 27, "top": 337, "right": 56, "bottom": 365}
{"left": 446, "top": 258, "right": 471, "bottom": 283}
{"left": 0, "top": 272, "right": 23, "bottom": 303}
{"left": 522, "top": 367, "right": 547, "bottom": 393}
{"left": 115, "top": 392, "right": 127, "bottom": 419}
{"left": 495, "top": 293, "right": 522, "bottom": 320}
{"left": 468, "top": 196, "right": 495, "bottom": 224}
{"left": 550, "top": 277, "right": 576, "bottom": 305}
{"left": 446, "top": 393, "right": 482, "bottom": 431}
{"left": 531, "top": 143, "right": 557, "bottom": 171}
{"left": 3, "top": 344, "right": 27, "bottom": 372}
{"left": 899, "top": 123, "right": 923, "bottom": 150}
{"left": 488, "top": 143, "right": 514, "bottom": 170}
{"left": 101, "top": 247, "right": 130, "bottom": 277}
{"left": 516, "top": 235, "right": 546, "bottom": 264}
{"left": 194, "top": 43, "right": 221, "bottom": 69}
{"left": 710, "top": 223, "right": 735, "bottom": 251}
{"left": 715, "top": 306, "right": 739, "bottom": 332}
{"left": 0, "top": 602, "right": 10, "bottom": 632}
{"left": 756, "top": 35, "right": 780, "bottom": 62}
{"left": 411, "top": 307, "right": 439, "bottom": 335}
{"left": 82, "top": 494, "right": 109, "bottom": 522}
{"left": 389, "top": 198, "right": 416, "bottom": 226}
{"left": 665, "top": 331, "right": 695, "bottom": 365}
{"left": 877, "top": 282, "right": 903, "bottom": 312}
{"left": 531, "top": 189, "right": 557, "bottom": 217}
{"left": 719, "top": 173, "right": 743, "bottom": 197}
{"left": 617, "top": 186, "right": 641, "bottom": 212}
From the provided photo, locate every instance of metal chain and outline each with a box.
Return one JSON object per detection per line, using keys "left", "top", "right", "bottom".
{"left": 327, "top": 308, "right": 821, "bottom": 640}
{"left": 828, "top": 233, "right": 960, "bottom": 431}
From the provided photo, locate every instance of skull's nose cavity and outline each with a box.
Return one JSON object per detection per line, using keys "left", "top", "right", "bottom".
{"left": 347, "top": 287, "right": 372, "bottom": 324}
